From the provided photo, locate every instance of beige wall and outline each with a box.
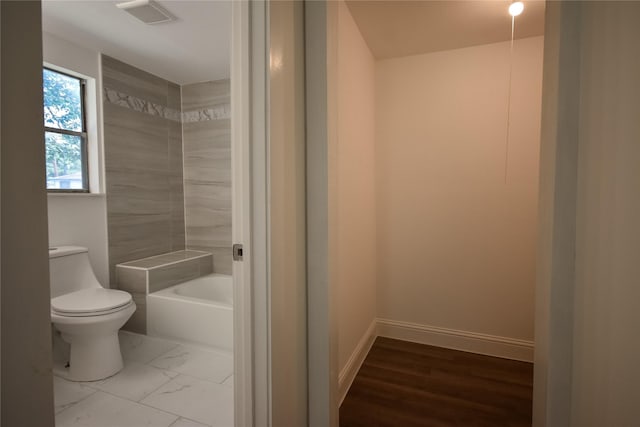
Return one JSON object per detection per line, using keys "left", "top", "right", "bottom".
{"left": 1, "top": 1, "right": 55, "bottom": 425}
{"left": 306, "top": 0, "right": 340, "bottom": 423}
{"left": 269, "top": 1, "right": 308, "bottom": 425}
{"left": 532, "top": 2, "right": 579, "bottom": 424}
{"left": 336, "top": 0, "right": 377, "bottom": 376}
{"left": 570, "top": 2, "right": 640, "bottom": 425}
{"left": 375, "top": 37, "right": 543, "bottom": 343}
{"left": 535, "top": 3, "right": 640, "bottom": 425}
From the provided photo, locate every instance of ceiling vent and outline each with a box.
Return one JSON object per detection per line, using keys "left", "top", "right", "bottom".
{"left": 116, "top": 0, "right": 176, "bottom": 25}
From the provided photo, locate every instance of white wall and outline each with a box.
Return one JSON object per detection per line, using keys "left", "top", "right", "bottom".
{"left": 336, "top": 0, "right": 377, "bottom": 392}
{"left": 43, "top": 32, "right": 110, "bottom": 286}
{"left": 375, "top": 37, "right": 543, "bottom": 351}
{"left": 47, "top": 195, "right": 109, "bottom": 286}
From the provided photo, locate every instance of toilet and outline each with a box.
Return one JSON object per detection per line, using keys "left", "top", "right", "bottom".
{"left": 49, "top": 246, "right": 136, "bottom": 381}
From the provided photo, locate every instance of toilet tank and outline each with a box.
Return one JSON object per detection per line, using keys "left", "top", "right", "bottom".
{"left": 49, "top": 246, "right": 102, "bottom": 298}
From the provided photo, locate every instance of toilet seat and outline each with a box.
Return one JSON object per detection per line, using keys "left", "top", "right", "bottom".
{"left": 52, "top": 288, "right": 133, "bottom": 317}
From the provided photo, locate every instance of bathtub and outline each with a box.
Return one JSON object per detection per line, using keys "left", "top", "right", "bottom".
{"left": 147, "top": 273, "right": 233, "bottom": 350}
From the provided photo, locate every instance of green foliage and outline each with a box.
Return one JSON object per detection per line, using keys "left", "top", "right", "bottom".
{"left": 45, "top": 132, "right": 82, "bottom": 179}
{"left": 43, "top": 68, "right": 83, "bottom": 131}
{"left": 43, "top": 69, "right": 84, "bottom": 182}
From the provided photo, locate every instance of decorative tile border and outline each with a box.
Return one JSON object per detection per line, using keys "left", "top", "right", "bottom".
{"left": 103, "top": 86, "right": 230, "bottom": 123}
{"left": 182, "top": 104, "right": 231, "bottom": 123}
{"left": 103, "top": 87, "right": 181, "bottom": 122}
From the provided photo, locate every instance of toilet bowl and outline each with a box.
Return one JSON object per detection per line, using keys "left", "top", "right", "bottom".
{"left": 49, "top": 246, "right": 136, "bottom": 381}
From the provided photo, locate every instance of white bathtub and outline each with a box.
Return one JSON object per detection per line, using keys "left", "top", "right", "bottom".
{"left": 147, "top": 273, "right": 233, "bottom": 350}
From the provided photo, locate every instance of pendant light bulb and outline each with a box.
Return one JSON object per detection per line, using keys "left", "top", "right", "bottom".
{"left": 508, "top": 1, "right": 524, "bottom": 17}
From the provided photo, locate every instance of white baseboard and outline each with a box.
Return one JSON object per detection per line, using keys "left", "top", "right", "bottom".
{"left": 338, "top": 319, "right": 377, "bottom": 406}
{"left": 376, "top": 318, "right": 534, "bottom": 362}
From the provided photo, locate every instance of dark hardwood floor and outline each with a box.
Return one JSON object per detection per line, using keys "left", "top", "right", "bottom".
{"left": 340, "top": 337, "right": 533, "bottom": 427}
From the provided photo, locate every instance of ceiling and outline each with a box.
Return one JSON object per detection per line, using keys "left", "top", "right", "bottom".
{"left": 42, "top": 0, "right": 231, "bottom": 85}
{"left": 345, "top": 0, "right": 546, "bottom": 60}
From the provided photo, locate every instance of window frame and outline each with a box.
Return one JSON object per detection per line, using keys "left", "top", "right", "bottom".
{"left": 44, "top": 66, "right": 90, "bottom": 193}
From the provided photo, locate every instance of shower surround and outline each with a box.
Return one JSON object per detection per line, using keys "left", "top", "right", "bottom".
{"left": 182, "top": 80, "right": 232, "bottom": 275}
{"left": 102, "top": 55, "right": 231, "bottom": 331}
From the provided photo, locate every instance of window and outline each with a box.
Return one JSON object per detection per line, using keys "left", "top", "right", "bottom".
{"left": 43, "top": 68, "right": 89, "bottom": 192}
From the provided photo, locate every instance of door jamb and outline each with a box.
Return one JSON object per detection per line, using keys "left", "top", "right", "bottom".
{"left": 231, "top": 1, "right": 270, "bottom": 425}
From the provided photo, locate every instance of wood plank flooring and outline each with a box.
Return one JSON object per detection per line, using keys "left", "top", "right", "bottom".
{"left": 340, "top": 337, "right": 533, "bottom": 427}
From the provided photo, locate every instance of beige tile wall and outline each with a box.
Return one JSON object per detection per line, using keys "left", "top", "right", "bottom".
{"left": 103, "top": 54, "right": 232, "bottom": 305}
{"left": 182, "top": 80, "right": 232, "bottom": 274}
{"left": 102, "top": 55, "right": 186, "bottom": 287}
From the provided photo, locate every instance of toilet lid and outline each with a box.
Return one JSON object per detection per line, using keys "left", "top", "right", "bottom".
{"left": 51, "top": 288, "right": 132, "bottom": 315}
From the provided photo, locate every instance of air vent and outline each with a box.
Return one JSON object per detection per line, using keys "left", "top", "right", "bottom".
{"left": 116, "top": 0, "right": 176, "bottom": 25}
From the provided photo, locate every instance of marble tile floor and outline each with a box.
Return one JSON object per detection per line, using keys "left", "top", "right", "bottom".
{"left": 54, "top": 331, "right": 233, "bottom": 427}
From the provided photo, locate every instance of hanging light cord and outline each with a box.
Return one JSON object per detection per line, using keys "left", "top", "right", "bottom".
{"left": 504, "top": 15, "right": 515, "bottom": 184}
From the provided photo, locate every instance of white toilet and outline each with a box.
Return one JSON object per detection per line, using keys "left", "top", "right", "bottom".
{"left": 49, "top": 246, "right": 136, "bottom": 381}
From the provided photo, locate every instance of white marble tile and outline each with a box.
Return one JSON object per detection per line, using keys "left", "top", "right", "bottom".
{"left": 119, "top": 331, "right": 180, "bottom": 364}
{"left": 149, "top": 345, "right": 233, "bottom": 384}
{"left": 55, "top": 391, "right": 178, "bottom": 427}
{"left": 141, "top": 375, "right": 233, "bottom": 427}
{"left": 88, "top": 361, "right": 178, "bottom": 402}
{"left": 53, "top": 376, "right": 97, "bottom": 414}
{"left": 169, "top": 418, "right": 209, "bottom": 427}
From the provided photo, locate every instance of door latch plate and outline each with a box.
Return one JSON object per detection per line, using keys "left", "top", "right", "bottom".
{"left": 233, "top": 243, "right": 243, "bottom": 261}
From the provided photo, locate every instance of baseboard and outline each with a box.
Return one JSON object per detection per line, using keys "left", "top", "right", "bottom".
{"left": 338, "top": 319, "right": 377, "bottom": 406}
{"left": 376, "top": 318, "right": 534, "bottom": 362}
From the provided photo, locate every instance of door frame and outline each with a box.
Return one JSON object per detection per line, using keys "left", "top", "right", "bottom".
{"left": 231, "top": 1, "right": 270, "bottom": 425}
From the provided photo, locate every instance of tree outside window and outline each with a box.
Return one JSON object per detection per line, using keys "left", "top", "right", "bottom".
{"left": 43, "top": 68, "right": 88, "bottom": 191}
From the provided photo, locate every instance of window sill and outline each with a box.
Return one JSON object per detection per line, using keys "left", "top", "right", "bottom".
{"left": 47, "top": 192, "right": 106, "bottom": 198}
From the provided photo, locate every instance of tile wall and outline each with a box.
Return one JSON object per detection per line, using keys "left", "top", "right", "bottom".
{"left": 182, "top": 80, "right": 232, "bottom": 275}
{"left": 116, "top": 251, "right": 213, "bottom": 333}
{"left": 102, "top": 55, "right": 185, "bottom": 291}
{"left": 103, "top": 55, "right": 232, "bottom": 303}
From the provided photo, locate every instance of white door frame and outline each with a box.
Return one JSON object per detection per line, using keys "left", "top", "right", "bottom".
{"left": 231, "top": 1, "right": 270, "bottom": 426}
